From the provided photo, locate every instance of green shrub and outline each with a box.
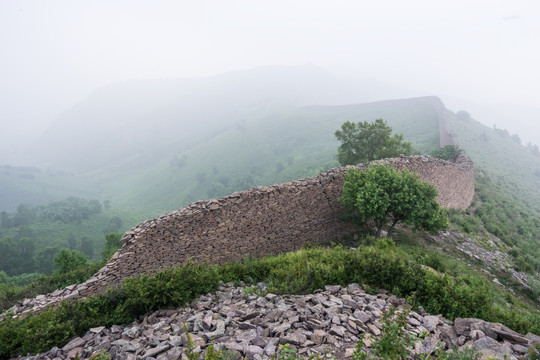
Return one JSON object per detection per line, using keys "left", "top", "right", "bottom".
{"left": 0, "top": 243, "right": 538, "bottom": 358}
{"left": 430, "top": 145, "right": 461, "bottom": 161}
{"left": 0, "top": 261, "right": 104, "bottom": 312}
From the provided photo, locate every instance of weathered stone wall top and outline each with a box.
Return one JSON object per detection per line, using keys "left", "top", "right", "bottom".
{"left": 6, "top": 154, "right": 474, "bottom": 318}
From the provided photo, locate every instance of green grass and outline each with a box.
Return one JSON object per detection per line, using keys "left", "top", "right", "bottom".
{"left": 106, "top": 99, "right": 441, "bottom": 215}
{"left": 0, "top": 261, "right": 105, "bottom": 313}
{"left": 446, "top": 111, "right": 540, "bottom": 277}
{"left": 1, "top": 238, "right": 538, "bottom": 358}
{"left": 447, "top": 111, "right": 540, "bottom": 212}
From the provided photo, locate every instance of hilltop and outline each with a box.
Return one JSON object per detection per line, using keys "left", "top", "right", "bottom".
{"left": 1, "top": 65, "right": 540, "bottom": 359}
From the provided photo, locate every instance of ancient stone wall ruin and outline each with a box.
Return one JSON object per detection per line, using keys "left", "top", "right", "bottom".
{"left": 85, "top": 154, "right": 474, "bottom": 294}
{"left": 6, "top": 154, "right": 474, "bottom": 318}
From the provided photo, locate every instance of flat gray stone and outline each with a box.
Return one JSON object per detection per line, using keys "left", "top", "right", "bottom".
{"left": 62, "top": 337, "right": 86, "bottom": 352}
{"left": 89, "top": 326, "right": 105, "bottom": 334}
{"left": 454, "top": 318, "right": 481, "bottom": 335}
{"left": 474, "top": 337, "right": 512, "bottom": 355}
{"left": 143, "top": 344, "right": 171, "bottom": 358}
{"left": 245, "top": 345, "right": 264, "bottom": 360}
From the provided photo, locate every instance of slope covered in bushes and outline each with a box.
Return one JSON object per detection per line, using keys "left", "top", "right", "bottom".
{"left": 1, "top": 238, "right": 538, "bottom": 358}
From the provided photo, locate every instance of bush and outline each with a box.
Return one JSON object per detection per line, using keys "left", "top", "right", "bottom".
{"left": 0, "top": 261, "right": 104, "bottom": 312}
{"left": 53, "top": 249, "right": 88, "bottom": 275}
{"left": 430, "top": 145, "right": 461, "bottom": 161}
{"left": 0, "top": 243, "right": 538, "bottom": 358}
{"left": 340, "top": 165, "right": 448, "bottom": 237}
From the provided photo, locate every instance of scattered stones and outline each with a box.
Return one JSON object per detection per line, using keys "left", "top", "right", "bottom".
{"left": 17, "top": 281, "right": 534, "bottom": 360}
{"left": 436, "top": 231, "right": 531, "bottom": 291}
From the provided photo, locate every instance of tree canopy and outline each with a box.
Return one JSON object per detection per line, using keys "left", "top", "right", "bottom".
{"left": 334, "top": 119, "right": 413, "bottom": 165}
{"left": 339, "top": 164, "right": 448, "bottom": 237}
{"left": 430, "top": 144, "right": 461, "bottom": 162}
{"left": 53, "top": 249, "right": 88, "bottom": 274}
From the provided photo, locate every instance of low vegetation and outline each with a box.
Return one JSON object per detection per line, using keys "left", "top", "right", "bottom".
{"left": 2, "top": 109, "right": 540, "bottom": 358}
{"left": 0, "top": 233, "right": 123, "bottom": 313}
{"left": 0, "top": 197, "right": 133, "bottom": 277}
{"left": 429, "top": 145, "right": 461, "bottom": 162}
{"left": 1, "top": 237, "right": 539, "bottom": 358}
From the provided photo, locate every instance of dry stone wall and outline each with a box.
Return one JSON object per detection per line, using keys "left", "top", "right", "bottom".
{"left": 85, "top": 154, "right": 474, "bottom": 295}
{"left": 7, "top": 154, "right": 474, "bottom": 318}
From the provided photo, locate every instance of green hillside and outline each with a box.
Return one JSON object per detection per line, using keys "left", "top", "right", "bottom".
{"left": 446, "top": 111, "right": 540, "bottom": 274}
{"left": 3, "top": 94, "right": 540, "bottom": 356}
{"left": 0, "top": 94, "right": 442, "bottom": 280}
{"left": 104, "top": 97, "right": 441, "bottom": 216}
{"left": 0, "top": 166, "right": 101, "bottom": 212}
{"left": 447, "top": 111, "right": 540, "bottom": 210}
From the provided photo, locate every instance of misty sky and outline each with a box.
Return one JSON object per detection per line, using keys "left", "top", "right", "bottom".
{"left": 1, "top": 0, "right": 539, "bottom": 154}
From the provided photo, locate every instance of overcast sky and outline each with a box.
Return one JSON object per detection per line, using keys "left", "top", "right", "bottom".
{"left": 1, "top": 0, "right": 539, "bottom": 152}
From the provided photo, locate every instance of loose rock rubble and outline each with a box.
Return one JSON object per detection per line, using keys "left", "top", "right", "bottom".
{"left": 433, "top": 231, "right": 531, "bottom": 290}
{"left": 17, "top": 283, "right": 539, "bottom": 360}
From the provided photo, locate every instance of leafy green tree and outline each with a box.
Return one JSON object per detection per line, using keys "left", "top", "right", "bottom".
{"left": 103, "top": 216, "right": 123, "bottom": 234}
{"left": 0, "top": 237, "right": 18, "bottom": 275}
{"left": 13, "top": 204, "right": 34, "bottom": 227}
{"left": 53, "top": 249, "right": 88, "bottom": 274}
{"left": 67, "top": 233, "right": 78, "bottom": 249}
{"left": 103, "top": 199, "right": 111, "bottom": 209}
{"left": 218, "top": 175, "right": 230, "bottom": 187}
{"left": 80, "top": 236, "right": 94, "bottom": 258}
{"left": 17, "top": 238, "right": 36, "bottom": 274}
{"left": 207, "top": 183, "right": 226, "bottom": 198}
{"left": 35, "top": 246, "right": 60, "bottom": 275}
{"left": 430, "top": 144, "right": 461, "bottom": 161}
{"left": 0, "top": 211, "right": 11, "bottom": 228}
{"left": 339, "top": 164, "right": 448, "bottom": 237}
{"left": 335, "top": 119, "right": 413, "bottom": 165}
{"left": 101, "top": 233, "right": 123, "bottom": 260}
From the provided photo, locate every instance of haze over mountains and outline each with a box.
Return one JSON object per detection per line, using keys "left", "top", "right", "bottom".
{"left": 8, "top": 64, "right": 539, "bottom": 171}
{"left": 15, "top": 64, "right": 416, "bottom": 170}
{"left": 1, "top": 63, "right": 539, "bottom": 216}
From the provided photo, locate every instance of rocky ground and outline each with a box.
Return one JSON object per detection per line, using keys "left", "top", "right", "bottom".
{"left": 432, "top": 231, "right": 531, "bottom": 291}
{"left": 18, "top": 282, "right": 540, "bottom": 360}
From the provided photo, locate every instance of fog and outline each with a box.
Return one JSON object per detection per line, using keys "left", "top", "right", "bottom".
{"left": 1, "top": 0, "right": 540, "bottom": 162}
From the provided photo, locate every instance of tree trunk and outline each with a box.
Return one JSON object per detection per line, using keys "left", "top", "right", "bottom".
{"left": 387, "top": 219, "right": 399, "bottom": 237}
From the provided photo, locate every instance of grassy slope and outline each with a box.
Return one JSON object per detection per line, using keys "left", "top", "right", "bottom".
{"left": 447, "top": 111, "right": 540, "bottom": 211}
{"left": 111, "top": 98, "right": 440, "bottom": 216}
{"left": 0, "top": 97, "right": 440, "bottom": 280}
{"left": 5, "top": 99, "right": 540, "bottom": 356}
{"left": 447, "top": 111, "right": 540, "bottom": 270}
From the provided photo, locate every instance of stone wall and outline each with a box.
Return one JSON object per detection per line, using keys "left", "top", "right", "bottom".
{"left": 84, "top": 154, "right": 474, "bottom": 295}
{"left": 435, "top": 96, "right": 459, "bottom": 148}
{"left": 6, "top": 154, "right": 474, "bottom": 318}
